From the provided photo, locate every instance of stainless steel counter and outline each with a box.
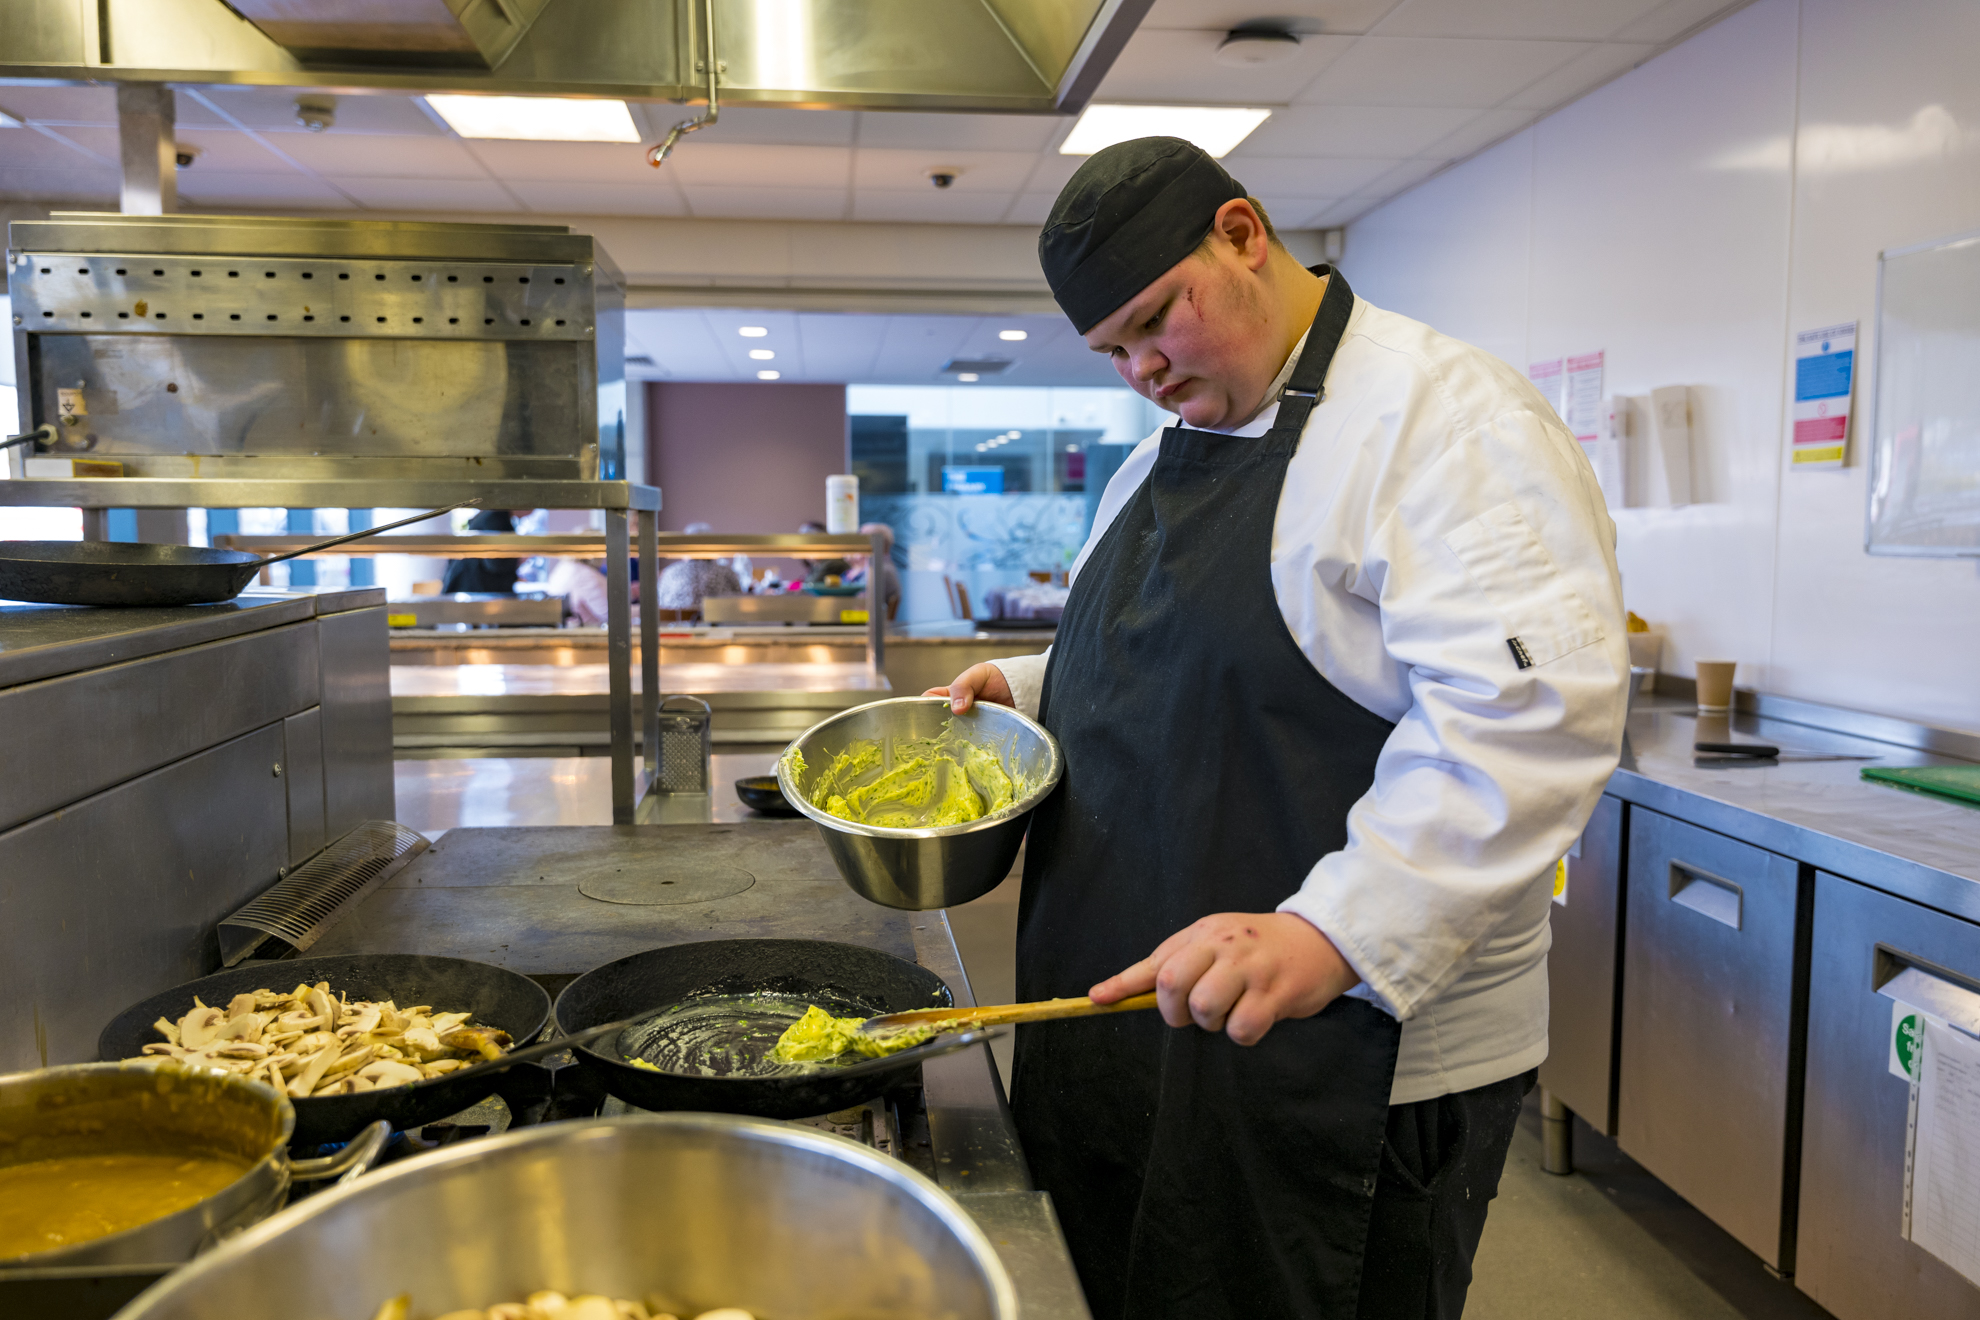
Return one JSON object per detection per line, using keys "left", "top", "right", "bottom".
{"left": 307, "top": 820, "right": 1089, "bottom": 1318}
{"left": 1611, "top": 698, "right": 1980, "bottom": 919}
{"left": 0, "top": 593, "right": 319, "bottom": 688}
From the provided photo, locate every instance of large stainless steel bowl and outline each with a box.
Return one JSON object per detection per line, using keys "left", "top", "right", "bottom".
{"left": 777, "top": 696, "right": 1062, "bottom": 910}
{"left": 0, "top": 1061, "right": 382, "bottom": 1269}
{"left": 112, "top": 1113, "right": 1020, "bottom": 1320}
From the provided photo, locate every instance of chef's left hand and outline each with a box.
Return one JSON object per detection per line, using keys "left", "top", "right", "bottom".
{"left": 1090, "top": 913, "right": 1360, "bottom": 1046}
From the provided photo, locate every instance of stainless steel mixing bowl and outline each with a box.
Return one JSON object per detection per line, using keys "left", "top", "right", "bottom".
{"left": 777, "top": 696, "right": 1062, "bottom": 910}
{"left": 111, "top": 1112, "right": 1020, "bottom": 1320}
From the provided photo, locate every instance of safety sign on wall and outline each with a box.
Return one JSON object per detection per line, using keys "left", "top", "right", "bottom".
{"left": 1792, "top": 321, "right": 1856, "bottom": 469}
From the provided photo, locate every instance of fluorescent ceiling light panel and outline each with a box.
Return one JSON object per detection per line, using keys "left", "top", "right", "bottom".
{"left": 757, "top": 370, "right": 781, "bottom": 380}
{"left": 998, "top": 329, "right": 1028, "bottom": 341}
{"left": 425, "top": 95, "right": 640, "bottom": 142}
{"left": 1060, "top": 104, "right": 1271, "bottom": 158}
{"left": 748, "top": 349, "right": 775, "bottom": 360}
{"left": 738, "top": 326, "right": 769, "bottom": 337}
{"left": 957, "top": 373, "right": 980, "bottom": 382}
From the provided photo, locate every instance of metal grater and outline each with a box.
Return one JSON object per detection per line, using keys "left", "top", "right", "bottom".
{"left": 218, "top": 820, "right": 428, "bottom": 965}
{"left": 654, "top": 694, "right": 713, "bottom": 794}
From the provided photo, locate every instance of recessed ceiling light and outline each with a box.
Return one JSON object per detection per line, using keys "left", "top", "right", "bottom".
{"left": 738, "top": 326, "right": 769, "bottom": 338}
{"left": 1066, "top": 444, "right": 1080, "bottom": 452}
{"left": 998, "top": 329, "right": 1028, "bottom": 341}
{"left": 957, "top": 373, "right": 980, "bottom": 382}
{"left": 425, "top": 95, "right": 640, "bottom": 142}
{"left": 1060, "top": 104, "right": 1272, "bottom": 158}
{"left": 757, "top": 369, "right": 781, "bottom": 380}
{"left": 748, "top": 349, "right": 775, "bottom": 360}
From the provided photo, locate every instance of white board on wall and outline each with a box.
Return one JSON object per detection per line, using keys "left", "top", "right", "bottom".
{"left": 1867, "top": 229, "right": 1980, "bottom": 557}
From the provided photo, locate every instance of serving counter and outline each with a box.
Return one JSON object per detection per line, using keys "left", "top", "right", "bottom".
{"left": 306, "top": 820, "right": 1089, "bottom": 1319}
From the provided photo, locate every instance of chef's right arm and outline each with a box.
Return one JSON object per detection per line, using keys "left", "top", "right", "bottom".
{"left": 924, "top": 650, "right": 1044, "bottom": 717}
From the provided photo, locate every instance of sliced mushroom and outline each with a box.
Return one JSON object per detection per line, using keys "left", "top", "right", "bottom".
{"left": 356, "top": 1059, "right": 424, "bottom": 1089}
{"left": 440, "top": 1025, "right": 513, "bottom": 1062}
{"left": 286, "top": 1043, "right": 338, "bottom": 1098}
{"left": 151, "top": 1016, "right": 181, "bottom": 1047}
{"left": 303, "top": 984, "right": 337, "bottom": 1033}
{"left": 178, "top": 1003, "right": 227, "bottom": 1049}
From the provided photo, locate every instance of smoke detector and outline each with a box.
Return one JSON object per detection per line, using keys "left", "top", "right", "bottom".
{"left": 1215, "top": 28, "right": 1300, "bottom": 66}
{"left": 294, "top": 96, "right": 336, "bottom": 133}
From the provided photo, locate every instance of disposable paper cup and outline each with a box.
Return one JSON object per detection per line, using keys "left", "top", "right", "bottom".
{"left": 1695, "top": 660, "right": 1737, "bottom": 710}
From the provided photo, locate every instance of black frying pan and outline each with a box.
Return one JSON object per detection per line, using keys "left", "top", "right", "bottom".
{"left": 554, "top": 938, "right": 980, "bottom": 1119}
{"left": 0, "top": 501, "right": 471, "bottom": 607}
{"left": 98, "top": 953, "right": 551, "bottom": 1147}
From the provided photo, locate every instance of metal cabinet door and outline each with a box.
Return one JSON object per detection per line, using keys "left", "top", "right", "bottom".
{"left": 0, "top": 723, "right": 288, "bottom": 1073}
{"left": 1540, "top": 793, "right": 1625, "bottom": 1133}
{"left": 1618, "top": 806, "right": 1805, "bottom": 1270}
{"left": 319, "top": 606, "right": 395, "bottom": 834}
{"left": 1796, "top": 872, "right": 1980, "bottom": 1320}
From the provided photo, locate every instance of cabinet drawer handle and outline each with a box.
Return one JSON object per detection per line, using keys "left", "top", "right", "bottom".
{"left": 1876, "top": 948, "right": 1980, "bottom": 1038}
{"left": 1669, "top": 861, "right": 1741, "bottom": 929}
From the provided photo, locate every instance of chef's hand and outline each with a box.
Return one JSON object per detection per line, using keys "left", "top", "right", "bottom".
{"left": 925, "top": 662, "right": 1014, "bottom": 713}
{"left": 1090, "top": 913, "right": 1361, "bottom": 1046}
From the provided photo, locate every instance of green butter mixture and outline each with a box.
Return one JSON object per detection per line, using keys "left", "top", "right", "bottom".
{"left": 782, "top": 723, "right": 1027, "bottom": 829}
{"left": 769, "top": 1005, "right": 935, "bottom": 1063}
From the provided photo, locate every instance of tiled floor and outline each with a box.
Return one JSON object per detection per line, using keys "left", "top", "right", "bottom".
{"left": 393, "top": 755, "right": 1838, "bottom": 1320}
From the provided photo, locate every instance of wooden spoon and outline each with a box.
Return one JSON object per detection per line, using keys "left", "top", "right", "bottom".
{"left": 857, "top": 992, "right": 1159, "bottom": 1041}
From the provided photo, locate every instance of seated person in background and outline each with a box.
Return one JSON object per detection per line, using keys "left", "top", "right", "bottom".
{"left": 845, "top": 521, "right": 902, "bottom": 620}
{"left": 651, "top": 521, "right": 743, "bottom": 614}
{"left": 545, "top": 557, "right": 611, "bottom": 626}
{"left": 440, "top": 509, "right": 523, "bottom": 594}
{"left": 795, "top": 519, "right": 848, "bottom": 587}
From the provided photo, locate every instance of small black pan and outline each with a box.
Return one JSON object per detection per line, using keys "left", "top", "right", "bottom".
{"left": 0, "top": 501, "right": 472, "bottom": 607}
{"left": 734, "top": 775, "right": 799, "bottom": 816}
{"left": 97, "top": 953, "right": 551, "bottom": 1147}
{"left": 554, "top": 938, "right": 974, "bottom": 1118}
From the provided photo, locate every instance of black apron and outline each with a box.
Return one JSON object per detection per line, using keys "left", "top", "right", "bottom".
{"left": 1012, "top": 267, "right": 1403, "bottom": 1319}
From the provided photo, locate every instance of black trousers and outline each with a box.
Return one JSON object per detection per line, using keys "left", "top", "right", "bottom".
{"left": 1354, "top": 1067, "right": 1537, "bottom": 1320}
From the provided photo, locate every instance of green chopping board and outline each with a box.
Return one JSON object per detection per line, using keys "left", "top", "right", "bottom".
{"left": 1862, "top": 763, "right": 1980, "bottom": 808}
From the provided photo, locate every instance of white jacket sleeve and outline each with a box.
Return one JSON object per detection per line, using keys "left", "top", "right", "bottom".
{"left": 1277, "top": 409, "right": 1628, "bottom": 1020}
{"left": 988, "top": 650, "right": 1050, "bottom": 720}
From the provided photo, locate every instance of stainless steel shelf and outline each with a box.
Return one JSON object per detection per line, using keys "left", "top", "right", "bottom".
{"left": 208, "top": 532, "right": 873, "bottom": 558}
{"left": 0, "top": 478, "right": 660, "bottom": 510}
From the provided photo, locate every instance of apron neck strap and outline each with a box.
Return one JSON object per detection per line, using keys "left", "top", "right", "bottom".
{"left": 1268, "top": 265, "right": 1354, "bottom": 443}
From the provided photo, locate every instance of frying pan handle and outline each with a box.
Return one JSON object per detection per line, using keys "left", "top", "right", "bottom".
{"left": 250, "top": 500, "right": 481, "bottom": 570}
{"left": 2, "top": 424, "right": 57, "bottom": 452}
{"left": 288, "top": 1118, "right": 390, "bottom": 1186}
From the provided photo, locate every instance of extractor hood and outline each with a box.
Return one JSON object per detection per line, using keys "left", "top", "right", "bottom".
{"left": 0, "top": 0, "right": 1150, "bottom": 114}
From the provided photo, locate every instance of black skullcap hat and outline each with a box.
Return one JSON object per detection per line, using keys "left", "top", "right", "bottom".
{"left": 1039, "top": 136, "right": 1248, "bottom": 334}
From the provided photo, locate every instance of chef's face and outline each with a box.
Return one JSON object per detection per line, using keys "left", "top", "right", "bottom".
{"left": 1083, "top": 199, "right": 1277, "bottom": 431}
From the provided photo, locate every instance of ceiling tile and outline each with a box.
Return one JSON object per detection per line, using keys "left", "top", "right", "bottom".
{"left": 1021, "top": 153, "right": 1087, "bottom": 194}
{"left": 850, "top": 190, "right": 1018, "bottom": 224}
{"left": 1237, "top": 104, "right": 1479, "bottom": 157}
{"left": 325, "top": 177, "right": 519, "bottom": 211}
{"left": 464, "top": 139, "right": 659, "bottom": 185}
{"left": 0, "top": 86, "right": 117, "bottom": 124}
{"left": 1293, "top": 36, "right": 1589, "bottom": 108}
{"left": 1097, "top": 28, "right": 1356, "bottom": 103}
{"left": 1413, "top": 106, "right": 1533, "bottom": 159}
{"left": 1504, "top": 41, "right": 1655, "bottom": 109}
{"left": 1372, "top": 0, "right": 1667, "bottom": 40}
{"left": 681, "top": 186, "right": 849, "bottom": 221}
{"left": 1309, "top": 198, "right": 1380, "bottom": 226}
{"left": 175, "top": 172, "right": 356, "bottom": 208}
{"left": 0, "top": 127, "right": 112, "bottom": 170}
{"left": 1253, "top": 193, "right": 1347, "bottom": 226}
{"left": 665, "top": 143, "right": 851, "bottom": 190}
{"left": 1613, "top": 0, "right": 1744, "bottom": 43}
{"left": 0, "top": 167, "right": 117, "bottom": 203}
{"left": 1140, "top": 0, "right": 1404, "bottom": 35}
{"left": 1227, "top": 155, "right": 1403, "bottom": 196}
{"left": 852, "top": 148, "right": 1038, "bottom": 193}
{"left": 503, "top": 181, "right": 691, "bottom": 217}
{"left": 175, "top": 128, "right": 306, "bottom": 174}
{"left": 274, "top": 131, "right": 488, "bottom": 179}
{"left": 1002, "top": 193, "right": 1059, "bottom": 225}
{"left": 33, "top": 125, "right": 119, "bottom": 166}
{"left": 188, "top": 88, "right": 444, "bottom": 136}
{"left": 1356, "top": 157, "right": 1451, "bottom": 195}
{"left": 652, "top": 105, "right": 858, "bottom": 146}
{"left": 855, "top": 112, "right": 1062, "bottom": 152}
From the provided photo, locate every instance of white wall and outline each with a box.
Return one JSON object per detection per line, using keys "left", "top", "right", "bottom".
{"left": 1343, "top": 0, "right": 1980, "bottom": 733}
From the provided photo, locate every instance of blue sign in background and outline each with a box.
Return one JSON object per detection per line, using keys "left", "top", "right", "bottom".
{"left": 942, "top": 465, "right": 1004, "bottom": 495}
{"left": 1796, "top": 349, "right": 1854, "bottom": 401}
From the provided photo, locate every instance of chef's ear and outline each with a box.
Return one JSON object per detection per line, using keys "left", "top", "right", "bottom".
{"left": 1206, "top": 198, "right": 1275, "bottom": 272}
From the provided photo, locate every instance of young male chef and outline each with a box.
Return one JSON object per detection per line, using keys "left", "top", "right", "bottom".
{"left": 933, "top": 137, "right": 1628, "bottom": 1319}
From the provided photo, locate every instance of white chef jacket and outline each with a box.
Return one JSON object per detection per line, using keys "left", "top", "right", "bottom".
{"left": 991, "top": 293, "right": 1628, "bottom": 1105}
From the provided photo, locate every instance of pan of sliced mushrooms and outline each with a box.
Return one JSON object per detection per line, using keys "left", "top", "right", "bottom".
{"left": 97, "top": 954, "right": 552, "bottom": 1147}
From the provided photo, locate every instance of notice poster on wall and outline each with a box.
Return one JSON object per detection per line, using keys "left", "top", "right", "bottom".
{"left": 1792, "top": 321, "right": 1856, "bottom": 469}
{"left": 1528, "top": 358, "right": 1564, "bottom": 420}
{"left": 1564, "top": 351, "right": 1606, "bottom": 442}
